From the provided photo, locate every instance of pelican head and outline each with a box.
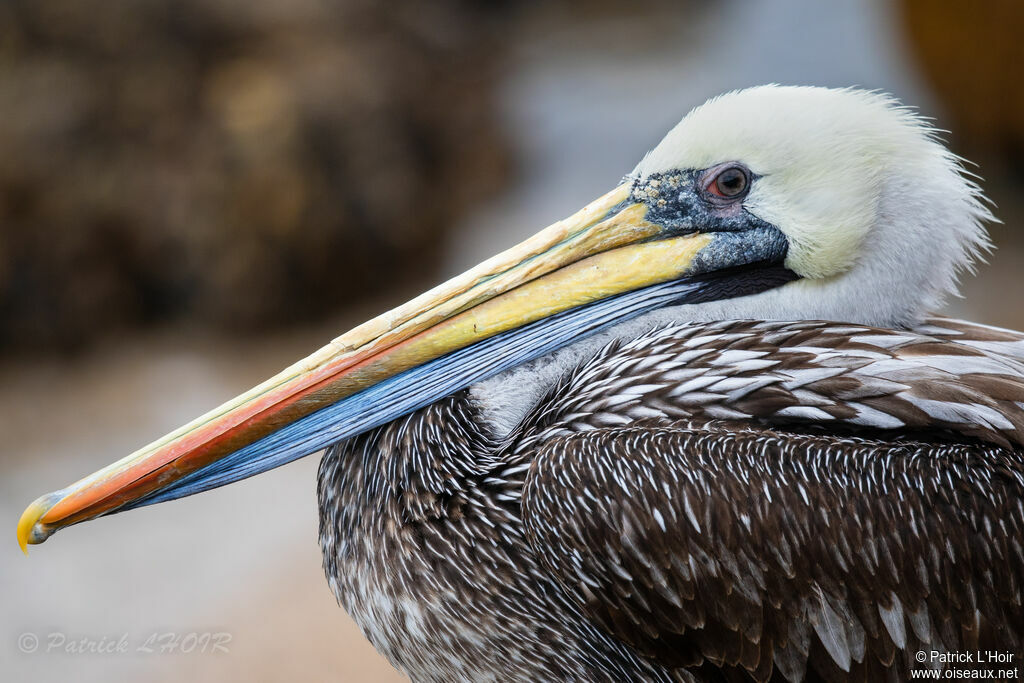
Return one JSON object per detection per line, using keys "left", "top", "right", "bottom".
{"left": 632, "top": 85, "right": 992, "bottom": 326}
{"left": 18, "top": 85, "right": 993, "bottom": 549}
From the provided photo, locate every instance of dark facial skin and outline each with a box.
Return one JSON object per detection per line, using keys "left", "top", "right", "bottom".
{"left": 629, "top": 164, "right": 789, "bottom": 272}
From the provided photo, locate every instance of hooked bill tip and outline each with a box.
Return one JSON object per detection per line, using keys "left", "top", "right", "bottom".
{"left": 16, "top": 492, "right": 63, "bottom": 554}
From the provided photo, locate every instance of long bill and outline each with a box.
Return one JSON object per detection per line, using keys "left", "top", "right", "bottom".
{"left": 18, "top": 183, "right": 789, "bottom": 552}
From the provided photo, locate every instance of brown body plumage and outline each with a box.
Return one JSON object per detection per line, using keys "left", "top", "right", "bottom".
{"left": 318, "top": 318, "right": 1024, "bottom": 681}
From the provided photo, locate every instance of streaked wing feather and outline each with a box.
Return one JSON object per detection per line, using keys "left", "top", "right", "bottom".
{"left": 511, "top": 318, "right": 1024, "bottom": 453}
{"left": 508, "top": 317, "right": 1024, "bottom": 680}
{"left": 521, "top": 422, "right": 1024, "bottom": 682}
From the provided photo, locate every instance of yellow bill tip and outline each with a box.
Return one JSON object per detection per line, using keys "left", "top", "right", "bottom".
{"left": 17, "top": 492, "right": 63, "bottom": 554}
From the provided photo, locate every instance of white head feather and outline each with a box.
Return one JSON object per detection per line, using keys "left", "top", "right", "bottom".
{"left": 633, "top": 85, "right": 993, "bottom": 326}
{"left": 471, "top": 85, "right": 995, "bottom": 436}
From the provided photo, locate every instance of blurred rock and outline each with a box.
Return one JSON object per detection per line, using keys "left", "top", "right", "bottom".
{"left": 0, "top": 0, "right": 511, "bottom": 350}
{"left": 899, "top": 0, "right": 1024, "bottom": 166}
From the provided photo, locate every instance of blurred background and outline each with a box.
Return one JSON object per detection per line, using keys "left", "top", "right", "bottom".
{"left": 3, "top": 0, "right": 1023, "bottom": 680}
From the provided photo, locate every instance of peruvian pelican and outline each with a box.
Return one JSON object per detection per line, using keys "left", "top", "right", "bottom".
{"left": 18, "top": 85, "right": 1024, "bottom": 682}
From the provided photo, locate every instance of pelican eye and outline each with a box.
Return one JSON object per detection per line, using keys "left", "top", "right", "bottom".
{"left": 705, "top": 165, "right": 750, "bottom": 200}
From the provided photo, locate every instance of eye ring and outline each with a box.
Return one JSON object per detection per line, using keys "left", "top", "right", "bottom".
{"left": 704, "top": 164, "right": 751, "bottom": 201}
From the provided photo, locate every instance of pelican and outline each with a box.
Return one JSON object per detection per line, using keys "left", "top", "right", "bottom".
{"left": 18, "top": 85, "right": 1024, "bottom": 682}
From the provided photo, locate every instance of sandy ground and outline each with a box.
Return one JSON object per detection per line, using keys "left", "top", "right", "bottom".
{"left": 4, "top": 1, "right": 1024, "bottom": 682}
